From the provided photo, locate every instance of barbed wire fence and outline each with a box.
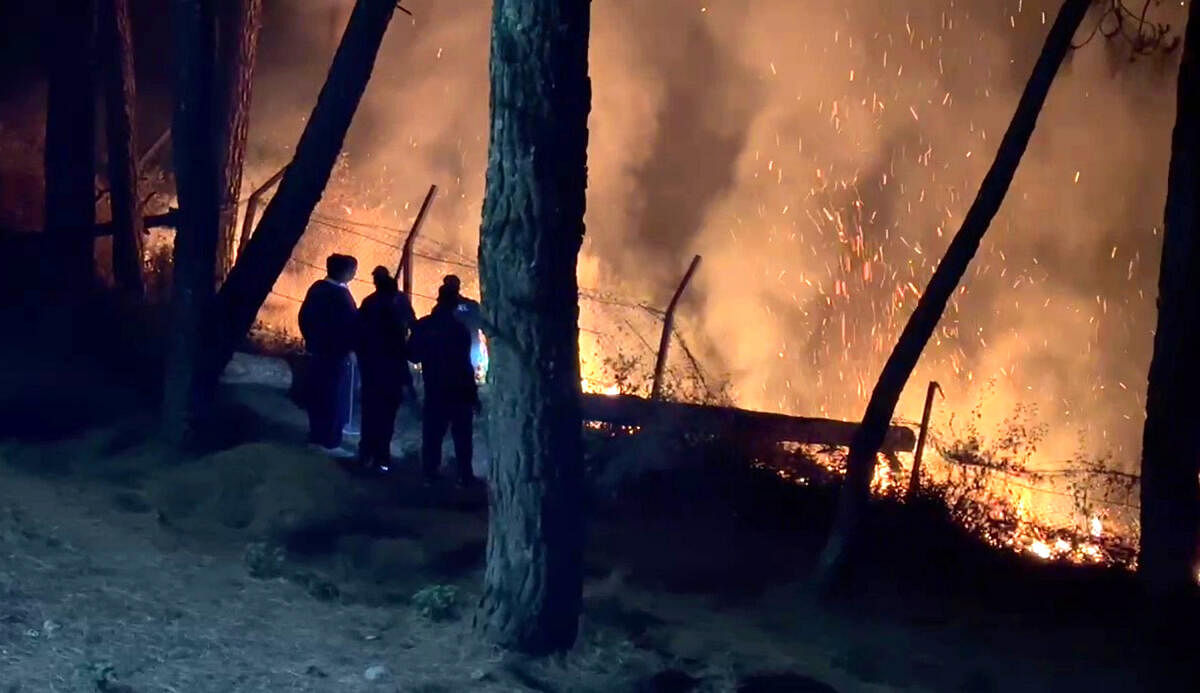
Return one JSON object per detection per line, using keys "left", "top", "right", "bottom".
{"left": 255, "top": 206, "right": 716, "bottom": 400}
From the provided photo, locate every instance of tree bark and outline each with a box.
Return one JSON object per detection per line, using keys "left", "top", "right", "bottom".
{"left": 99, "top": 0, "right": 145, "bottom": 296}
{"left": 201, "top": 0, "right": 397, "bottom": 383}
{"left": 1139, "top": 0, "right": 1200, "bottom": 600}
{"left": 214, "top": 0, "right": 263, "bottom": 283}
{"left": 44, "top": 0, "right": 98, "bottom": 294}
{"left": 163, "top": 0, "right": 220, "bottom": 443}
{"left": 477, "top": 0, "right": 591, "bottom": 655}
{"left": 813, "top": 0, "right": 1093, "bottom": 588}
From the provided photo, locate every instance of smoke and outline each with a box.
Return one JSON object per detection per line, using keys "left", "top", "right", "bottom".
{"left": 241, "top": 0, "right": 1182, "bottom": 476}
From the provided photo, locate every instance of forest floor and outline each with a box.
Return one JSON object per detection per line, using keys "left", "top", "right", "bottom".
{"left": 0, "top": 320, "right": 1194, "bottom": 692}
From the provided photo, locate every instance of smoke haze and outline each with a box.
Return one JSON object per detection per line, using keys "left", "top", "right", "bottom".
{"left": 4, "top": 0, "right": 1183, "bottom": 493}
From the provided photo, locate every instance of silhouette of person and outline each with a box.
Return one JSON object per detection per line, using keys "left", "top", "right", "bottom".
{"left": 408, "top": 284, "right": 478, "bottom": 486}
{"left": 298, "top": 253, "right": 358, "bottom": 450}
{"left": 355, "top": 266, "right": 415, "bottom": 470}
{"left": 441, "top": 274, "right": 485, "bottom": 378}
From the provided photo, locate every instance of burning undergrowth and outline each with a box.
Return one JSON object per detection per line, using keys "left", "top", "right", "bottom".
{"left": 744, "top": 394, "right": 1141, "bottom": 572}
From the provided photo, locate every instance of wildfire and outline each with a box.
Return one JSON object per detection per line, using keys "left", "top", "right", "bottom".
{"left": 582, "top": 378, "right": 621, "bottom": 396}
{"left": 762, "top": 442, "right": 1137, "bottom": 570}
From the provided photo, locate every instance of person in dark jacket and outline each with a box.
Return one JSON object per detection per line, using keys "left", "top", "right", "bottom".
{"left": 355, "top": 266, "right": 416, "bottom": 470}
{"left": 408, "top": 284, "right": 478, "bottom": 486}
{"left": 299, "top": 253, "right": 358, "bottom": 450}
{"left": 441, "top": 275, "right": 485, "bottom": 379}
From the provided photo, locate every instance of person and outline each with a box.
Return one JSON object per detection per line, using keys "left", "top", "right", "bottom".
{"left": 408, "top": 284, "right": 479, "bottom": 487}
{"left": 355, "top": 266, "right": 415, "bottom": 471}
{"left": 440, "top": 274, "right": 486, "bottom": 380}
{"left": 298, "top": 253, "right": 358, "bottom": 451}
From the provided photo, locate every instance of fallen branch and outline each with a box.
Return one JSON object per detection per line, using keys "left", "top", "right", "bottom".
{"left": 580, "top": 393, "right": 916, "bottom": 455}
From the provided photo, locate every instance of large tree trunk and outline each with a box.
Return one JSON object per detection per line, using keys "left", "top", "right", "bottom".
{"left": 214, "top": 0, "right": 263, "bottom": 283}
{"left": 99, "top": 0, "right": 145, "bottom": 296}
{"left": 813, "top": 0, "right": 1092, "bottom": 588}
{"left": 163, "top": 0, "right": 220, "bottom": 443}
{"left": 477, "top": 0, "right": 591, "bottom": 655}
{"left": 201, "top": 0, "right": 397, "bottom": 384}
{"left": 44, "top": 0, "right": 98, "bottom": 295}
{"left": 1139, "top": 0, "right": 1200, "bottom": 601}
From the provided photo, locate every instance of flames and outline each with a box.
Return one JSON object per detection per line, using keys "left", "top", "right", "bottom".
{"left": 760, "top": 441, "right": 1139, "bottom": 571}
{"left": 582, "top": 379, "right": 622, "bottom": 396}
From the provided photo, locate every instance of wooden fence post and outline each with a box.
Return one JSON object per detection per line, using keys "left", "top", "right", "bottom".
{"left": 235, "top": 165, "right": 286, "bottom": 259}
{"left": 650, "top": 254, "right": 702, "bottom": 400}
{"left": 907, "top": 381, "right": 942, "bottom": 502}
{"left": 398, "top": 183, "right": 437, "bottom": 298}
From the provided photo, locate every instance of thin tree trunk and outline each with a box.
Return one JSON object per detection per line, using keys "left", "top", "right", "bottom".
{"left": 1139, "top": 0, "right": 1200, "bottom": 600}
{"left": 201, "top": 0, "right": 397, "bottom": 383}
{"left": 214, "top": 0, "right": 263, "bottom": 282}
{"left": 477, "top": 0, "right": 591, "bottom": 655}
{"left": 99, "top": 0, "right": 145, "bottom": 296}
{"left": 813, "top": 0, "right": 1092, "bottom": 588}
{"left": 163, "top": 0, "right": 220, "bottom": 443}
{"left": 44, "top": 0, "right": 98, "bottom": 295}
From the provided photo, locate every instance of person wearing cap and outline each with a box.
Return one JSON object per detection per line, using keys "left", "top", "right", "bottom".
{"left": 298, "top": 253, "right": 359, "bottom": 451}
{"left": 407, "top": 284, "right": 479, "bottom": 487}
{"left": 440, "top": 275, "right": 485, "bottom": 380}
{"left": 354, "top": 266, "right": 416, "bottom": 471}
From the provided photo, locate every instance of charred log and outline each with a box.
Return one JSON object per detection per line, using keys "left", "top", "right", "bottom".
{"left": 580, "top": 394, "right": 916, "bottom": 455}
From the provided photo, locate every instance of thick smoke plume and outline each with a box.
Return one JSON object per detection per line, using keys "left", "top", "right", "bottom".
{"left": 237, "top": 0, "right": 1183, "bottom": 492}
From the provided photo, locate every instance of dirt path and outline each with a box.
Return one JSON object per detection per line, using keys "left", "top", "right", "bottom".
{"left": 0, "top": 467, "right": 515, "bottom": 692}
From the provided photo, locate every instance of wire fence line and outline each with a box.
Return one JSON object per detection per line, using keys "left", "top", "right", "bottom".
{"left": 263, "top": 211, "right": 710, "bottom": 391}
{"left": 298, "top": 214, "right": 659, "bottom": 314}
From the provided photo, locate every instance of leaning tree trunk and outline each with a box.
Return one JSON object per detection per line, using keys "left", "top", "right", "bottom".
{"left": 99, "top": 0, "right": 145, "bottom": 296}
{"left": 813, "top": 0, "right": 1093, "bottom": 588}
{"left": 201, "top": 0, "right": 397, "bottom": 384}
{"left": 44, "top": 0, "right": 98, "bottom": 295}
{"left": 214, "top": 0, "right": 263, "bottom": 283}
{"left": 163, "top": 0, "right": 220, "bottom": 443}
{"left": 477, "top": 0, "right": 591, "bottom": 655}
{"left": 1139, "top": 0, "right": 1200, "bottom": 601}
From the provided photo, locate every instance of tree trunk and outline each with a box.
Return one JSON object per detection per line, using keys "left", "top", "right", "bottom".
{"left": 477, "top": 0, "right": 591, "bottom": 655}
{"left": 1139, "top": 0, "right": 1200, "bottom": 600}
{"left": 163, "top": 0, "right": 220, "bottom": 443}
{"left": 99, "top": 0, "right": 145, "bottom": 296}
{"left": 813, "top": 0, "right": 1092, "bottom": 588}
{"left": 44, "top": 0, "right": 98, "bottom": 295}
{"left": 201, "top": 0, "right": 397, "bottom": 384}
{"left": 214, "top": 0, "right": 263, "bottom": 283}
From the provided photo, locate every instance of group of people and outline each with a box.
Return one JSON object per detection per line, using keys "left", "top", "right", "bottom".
{"left": 297, "top": 253, "right": 482, "bottom": 487}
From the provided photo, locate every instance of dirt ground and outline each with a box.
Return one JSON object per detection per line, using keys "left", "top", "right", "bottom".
{"left": 0, "top": 343, "right": 1193, "bottom": 692}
